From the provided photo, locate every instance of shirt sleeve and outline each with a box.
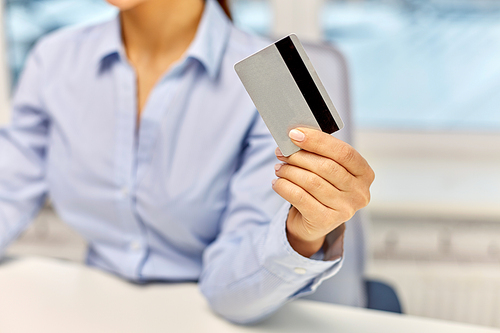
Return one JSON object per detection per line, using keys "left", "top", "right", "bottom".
{"left": 199, "top": 111, "right": 346, "bottom": 324}
{"left": 0, "top": 44, "right": 50, "bottom": 256}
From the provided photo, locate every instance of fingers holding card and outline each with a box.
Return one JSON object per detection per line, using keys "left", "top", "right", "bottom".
{"left": 234, "top": 34, "right": 373, "bottom": 258}
{"left": 273, "top": 129, "right": 374, "bottom": 257}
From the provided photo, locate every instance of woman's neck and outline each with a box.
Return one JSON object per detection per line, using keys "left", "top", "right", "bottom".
{"left": 119, "top": 0, "right": 205, "bottom": 117}
{"left": 121, "top": 0, "right": 204, "bottom": 64}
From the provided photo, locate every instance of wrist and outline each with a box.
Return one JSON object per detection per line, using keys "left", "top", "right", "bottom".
{"left": 286, "top": 228, "right": 326, "bottom": 258}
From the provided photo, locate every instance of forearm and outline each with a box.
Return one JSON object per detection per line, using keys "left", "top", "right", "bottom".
{"left": 0, "top": 192, "right": 47, "bottom": 257}
{"left": 199, "top": 203, "right": 344, "bottom": 324}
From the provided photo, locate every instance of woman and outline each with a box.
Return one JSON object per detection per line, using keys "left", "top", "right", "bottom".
{"left": 0, "top": 0, "right": 374, "bottom": 324}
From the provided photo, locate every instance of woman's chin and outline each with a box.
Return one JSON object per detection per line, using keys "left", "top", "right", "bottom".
{"left": 105, "top": 0, "right": 148, "bottom": 10}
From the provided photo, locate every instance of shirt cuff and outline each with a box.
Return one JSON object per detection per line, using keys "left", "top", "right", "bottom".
{"left": 262, "top": 203, "right": 345, "bottom": 298}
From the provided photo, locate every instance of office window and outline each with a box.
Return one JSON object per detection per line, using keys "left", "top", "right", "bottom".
{"left": 231, "top": 0, "right": 272, "bottom": 36}
{"left": 230, "top": 0, "right": 500, "bottom": 131}
{"left": 322, "top": 0, "right": 500, "bottom": 131}
{"left": 5, "top": 0, "right": 500, "bottom": 131}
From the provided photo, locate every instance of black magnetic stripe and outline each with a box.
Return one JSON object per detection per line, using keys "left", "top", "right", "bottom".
{"left": 275, "top": 36, "right": 339, "bottom": 133}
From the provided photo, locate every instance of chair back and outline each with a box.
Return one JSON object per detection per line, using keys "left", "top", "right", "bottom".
{"left": 301, "top": 42, "right": 367, "bottom": 308}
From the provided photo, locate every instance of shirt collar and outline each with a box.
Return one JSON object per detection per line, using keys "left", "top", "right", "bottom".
{"left": 185, "top": 0, "right": 231, "bottom": 79}
{"left": 93, "top": 16, "right": 122, "bottom": 65}
{"left": 95, "top": 0, "right": 231, "bottom": 80}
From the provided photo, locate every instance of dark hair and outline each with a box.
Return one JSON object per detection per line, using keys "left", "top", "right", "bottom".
{"left": 217, "top": 0, "right": 231, "bottom": 19}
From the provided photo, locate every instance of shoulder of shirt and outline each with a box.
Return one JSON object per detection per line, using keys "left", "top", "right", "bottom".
{"left": 31, "top": 18, "right": 270, "bottom": 59}
{"left": 30, "top": 18, "right": 115, "bottom": 60}
{"left": 225, "top": 24, "right": 273, "bottom": 60}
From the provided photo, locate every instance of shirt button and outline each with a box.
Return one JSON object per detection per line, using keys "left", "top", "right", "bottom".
{"left": 130, "top": 241, "right": 142, "bottom": 251}
{"left": 121, "top": 187, "right": 129, "bottom": 196}
{"left": 294, "top": 267, "right": 307, "bottom": 275}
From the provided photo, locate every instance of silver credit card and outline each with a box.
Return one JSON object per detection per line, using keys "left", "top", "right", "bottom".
{"left": 234, "top": 34, "right": 344, "bottom": 156}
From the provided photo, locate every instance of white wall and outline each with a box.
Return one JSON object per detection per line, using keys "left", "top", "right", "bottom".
{"left": 0, "top": 0, "right": 11, "bottom": 125}
{"left": 357, "top": 130, "right": 500, "bottom": 221}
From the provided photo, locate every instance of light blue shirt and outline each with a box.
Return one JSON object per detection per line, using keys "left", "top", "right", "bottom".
{"left": 0, "top": 0, "right": 354, "bottom": 323}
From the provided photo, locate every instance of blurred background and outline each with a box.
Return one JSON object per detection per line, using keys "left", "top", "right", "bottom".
{"left": 1, "top": 0, "right": 499, "bottom": 328}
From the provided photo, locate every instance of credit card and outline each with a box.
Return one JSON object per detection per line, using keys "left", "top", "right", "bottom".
{"left": 234, "top": 34, "right": 344, "bottom": 157}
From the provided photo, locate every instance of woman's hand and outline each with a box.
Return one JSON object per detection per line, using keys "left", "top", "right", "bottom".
{"left": 272, "top": 128, "right": 375, "bottom": 258}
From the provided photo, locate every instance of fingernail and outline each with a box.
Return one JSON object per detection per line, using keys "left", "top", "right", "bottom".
{"left": 289, "top": 129, "right": 305, "bottom": 142}
{"left": 272, "top": 179, "right": 277, "bottom": 186}
{"left": 275, "top": 147, "right": 283, "bottom": 157}
{"left": 274, "top": 163, "right": 282, "bottom": 171}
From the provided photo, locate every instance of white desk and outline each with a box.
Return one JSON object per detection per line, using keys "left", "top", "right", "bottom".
{"left": 0, "top": 257, "right": 498, "bottom": 333}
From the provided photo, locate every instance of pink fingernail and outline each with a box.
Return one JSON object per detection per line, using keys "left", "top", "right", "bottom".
{"left": 274, "top": 163, "right": 282, "bottom": 171}
{"left": 272, "top": 179, "right": 277, "bottom": 186}
{"left": 289, "top": 129, "right": 305, "bottom": 142}
{"left": 275, "top": 147, "right": 283, "bottom": 157}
